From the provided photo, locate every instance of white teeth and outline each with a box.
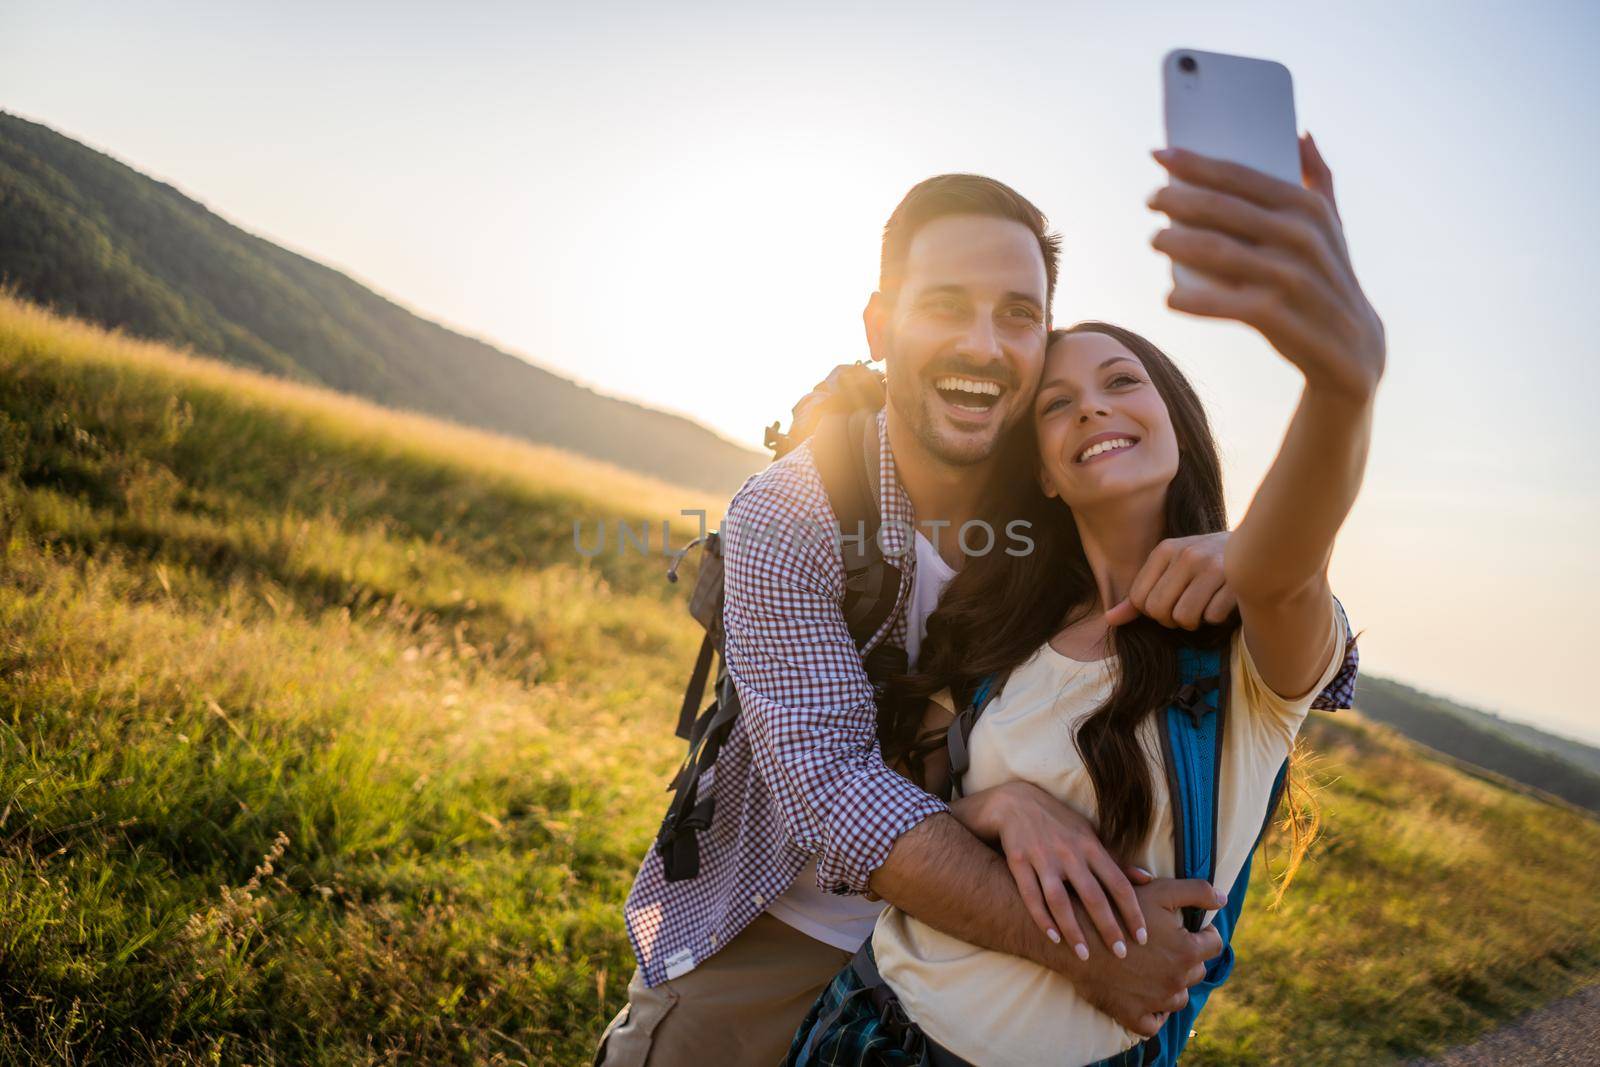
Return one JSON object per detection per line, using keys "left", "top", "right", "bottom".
{"left": 1077, "top": 437, "right": 1136, "bottom": 463}
{"left": 935, "top": 376, "right": 1002, "bottom": 397}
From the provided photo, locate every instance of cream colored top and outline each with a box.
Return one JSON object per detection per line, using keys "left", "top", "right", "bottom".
{"left": 872, "top": 601, "right": 1346, "bottom": 1067}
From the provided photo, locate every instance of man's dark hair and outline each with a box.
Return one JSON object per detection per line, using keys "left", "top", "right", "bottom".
{"left": 879, "top": 173, "right": 1062, "bottom": 315}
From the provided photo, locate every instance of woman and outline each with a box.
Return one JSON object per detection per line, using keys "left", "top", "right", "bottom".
{"left": 786, "top": 140, "right": 1384, "bottom": 1066}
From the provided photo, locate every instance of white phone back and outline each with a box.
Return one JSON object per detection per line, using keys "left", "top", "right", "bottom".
{"left": 1162, "top": 49, "right": 1299, "bottom": 289}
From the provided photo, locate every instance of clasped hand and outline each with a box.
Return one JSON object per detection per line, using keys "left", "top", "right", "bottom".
{"left": 955, "top": 781, "right": 1226, "bottom": 1037}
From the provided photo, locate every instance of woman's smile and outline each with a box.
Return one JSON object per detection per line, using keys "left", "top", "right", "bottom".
{"left": 1074, "top": 432, "right": 1142, "bottom": 465}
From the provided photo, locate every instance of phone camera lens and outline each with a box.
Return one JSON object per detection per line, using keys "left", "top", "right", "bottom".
{"left": 1177, "top": 55, "right": 1197, "bottom": 74}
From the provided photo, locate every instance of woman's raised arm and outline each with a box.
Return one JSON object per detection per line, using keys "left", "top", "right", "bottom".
{"left": 1148, "top": 135, "right": 1384, "bottom": 697}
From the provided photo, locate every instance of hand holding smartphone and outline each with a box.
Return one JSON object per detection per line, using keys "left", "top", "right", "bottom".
{"left": 1150, "top": 51, "right": 1386, "bottom": 402}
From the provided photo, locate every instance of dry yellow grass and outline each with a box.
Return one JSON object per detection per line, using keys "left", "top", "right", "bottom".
{"left": 2, "top": 292, "right": 1598, "bottom": 1065}
{"left": 0, "top": 291, "right": 728, "bottom": 525}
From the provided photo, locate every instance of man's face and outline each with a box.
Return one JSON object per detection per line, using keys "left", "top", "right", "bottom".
{"left": 867, "top": 214, "right": 1049, "bottom": 467}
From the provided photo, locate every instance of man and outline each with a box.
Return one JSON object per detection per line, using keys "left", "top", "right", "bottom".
{"left": 596, "top": 174, "right": 1358, "bottom": 1065}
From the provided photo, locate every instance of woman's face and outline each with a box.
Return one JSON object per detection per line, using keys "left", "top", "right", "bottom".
{"left": 1033, "top": 331, "right": 1180, "bottom": 510}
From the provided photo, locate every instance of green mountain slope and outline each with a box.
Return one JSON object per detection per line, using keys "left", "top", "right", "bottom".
{"left": 2, "top": 295, "right": 1598, "bottom": 1065}
{"left": 0, "top": 111, "right": 764, "bottom": 495}
{"left": 1353, "top": 676, "right": 1600, "bottom": 815}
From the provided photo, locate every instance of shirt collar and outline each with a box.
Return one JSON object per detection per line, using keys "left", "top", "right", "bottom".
{"left": 876, "top": 407, "right": 915, "bottom": 563}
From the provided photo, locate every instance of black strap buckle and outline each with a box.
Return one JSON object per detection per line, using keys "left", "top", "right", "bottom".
{"left": 1173, "top": 676, "right": 1220, "bottom": 727}
{"left": 655, "top": 792, "right": 715, "bottom": 881}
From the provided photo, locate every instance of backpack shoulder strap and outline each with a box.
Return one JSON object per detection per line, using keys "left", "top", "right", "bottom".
{"left": 1159, "top": 642, "right": 1229, "bottom": 933}
{"left": 811, "top": 409, "right": 903, "bottom": 660}
{"left": 655, "top": 412, "right": 903, "bottom": 883}
{"left": 944, "top": 669, "right": 1013, "bottom": 801}
{"left": 1146, "top": 645, "right": 1296, "bottom": 1067}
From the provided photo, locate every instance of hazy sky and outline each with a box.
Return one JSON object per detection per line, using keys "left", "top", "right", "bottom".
{"left": 5, "top": 1, "right": 1598, "bottom": 743}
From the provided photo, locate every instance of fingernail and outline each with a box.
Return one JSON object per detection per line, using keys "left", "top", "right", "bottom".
{"left": 1133, "top": 867, "right": 1152, "bottom": 879}
{"left": 1145, "top": 190, "right": 1159, "bottom": 208}
{"left": 1113, "top": 940, "right": 1127, "bottom": 959}
{"left": 1215, "top": 891, "right": 1229, "bottom": 908}
{"left": 1152, "top": 148, "right": 1175, "bottom": 162}
{"left": 1136, "top": 927, "right": 1148, "bottom": 946}
{"left": 1075, "top": 942, "right": 1090, "bottom": 961}
{"left": 1046, "top": 928, "right": 1061, "bottom": 944}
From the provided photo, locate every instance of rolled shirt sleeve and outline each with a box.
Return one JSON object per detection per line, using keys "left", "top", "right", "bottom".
{"left": 1309, "top": 596, "right": 1360, "bottom": 711}
{"left": 720, "top": 483, "right": 947, "bottom": 895}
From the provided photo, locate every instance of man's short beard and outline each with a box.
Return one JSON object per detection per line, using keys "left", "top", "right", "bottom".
{"left": 887, "top": 368, "right": 1004, "bottom": 467}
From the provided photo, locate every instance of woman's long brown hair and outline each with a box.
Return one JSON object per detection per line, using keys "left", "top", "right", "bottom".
{"left": 882, "top": 322, "right": 1314, "bottom": 883}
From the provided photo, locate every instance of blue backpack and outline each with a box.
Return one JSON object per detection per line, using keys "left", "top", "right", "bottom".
{"left": 947, "top": 642, "right": 1287, "bottom": 1067}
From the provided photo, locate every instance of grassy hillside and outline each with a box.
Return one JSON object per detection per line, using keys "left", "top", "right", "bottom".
{"left": 0, "top": 111, "right": 764, "bottom": 495}
{"left": 1, "top": 294, "right": 1598, "bottom": 1064}
{"left": 1354, "top": 677, "right": 1600, "bottom": 815}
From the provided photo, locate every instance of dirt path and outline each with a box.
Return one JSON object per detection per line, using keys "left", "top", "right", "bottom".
{"left": 1412, "top": 982, "right": 1600, "bottom": 1065}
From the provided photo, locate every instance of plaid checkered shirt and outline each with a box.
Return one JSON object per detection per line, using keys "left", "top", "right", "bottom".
{"left": 623, "top": 409, "right": 1359, "bottom": 986}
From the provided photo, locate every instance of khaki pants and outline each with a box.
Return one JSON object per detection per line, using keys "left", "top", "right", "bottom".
{"left": 594, "top": 913, "right": 853, "bottom": 1067}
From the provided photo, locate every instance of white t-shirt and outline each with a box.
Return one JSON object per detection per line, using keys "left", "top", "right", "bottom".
{"left": 870, "top": 600, "right": 1347, "bottom": 1067}
{"left": 765, "top": 532, "right": 958, "bottom": 950}
{"left": 903, "top": 529, "right": 958, "bottom": 668}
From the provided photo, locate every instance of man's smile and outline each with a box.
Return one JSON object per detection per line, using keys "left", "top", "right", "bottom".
{"left": 932, "top": 374, "right": 1007, "bottom": 416}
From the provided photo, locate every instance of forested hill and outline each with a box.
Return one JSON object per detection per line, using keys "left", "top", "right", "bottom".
{"left": 0, "top": 111, "right": 764, "bottom": 495}
{"left": 1354, "top": 675, "right": 1600, "bottom": 815}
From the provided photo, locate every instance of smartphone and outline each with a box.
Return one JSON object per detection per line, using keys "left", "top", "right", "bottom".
{"left": 1161, "top": 49, "right": 1299, "bottom": 290}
